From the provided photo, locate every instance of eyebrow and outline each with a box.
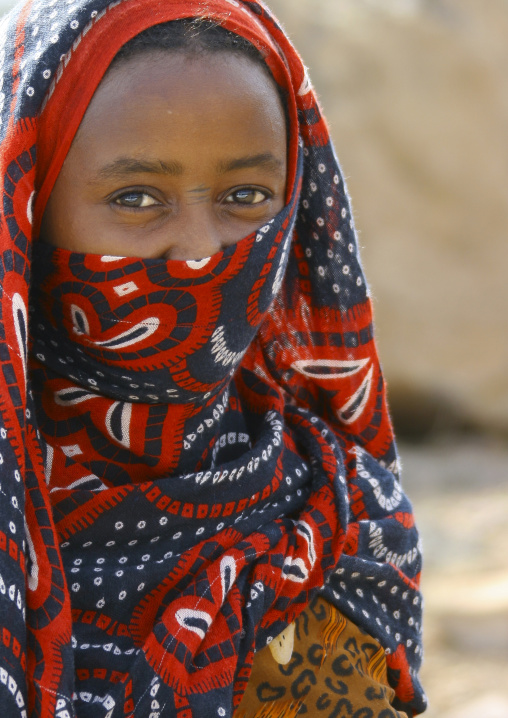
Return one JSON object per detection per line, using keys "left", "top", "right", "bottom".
{"left": 91, "top": 153, "right": 284, "bottom": 184}
{"left": 216, "top": 153, "right": 285, "bottom": 175}
{"left": 91, "top": 158, "right": 184, "bottom": 183}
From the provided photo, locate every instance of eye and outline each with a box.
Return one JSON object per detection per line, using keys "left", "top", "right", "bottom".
{"left": 113, "top": 191, "right": 160, "bottom": 208}
{"left": 223, "top": 188, "right": 269, "bottom": 206}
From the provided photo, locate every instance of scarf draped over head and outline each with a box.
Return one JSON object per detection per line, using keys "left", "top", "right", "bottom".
{"left": 0, "top": 1, "right": 426, "bottom": 716}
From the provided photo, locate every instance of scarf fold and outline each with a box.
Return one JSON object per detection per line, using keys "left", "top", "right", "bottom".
{"left": 28, "top": 167, "right": 300, "bottom": 482}
{"left": 0, "top": 1, "right": 426, "bottom": 716}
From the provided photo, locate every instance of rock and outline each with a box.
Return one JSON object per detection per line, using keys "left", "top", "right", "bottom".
{"left": 269, "top": 0, "right": 508, "bottom": 435}
{"left": 395, "top": 441, "right": 508, "bottom": 716}
{"left": 441, "top": 612, "right": 508, "bottom": 656}
{"left": 444, "top": 694, "right": 508, "bottom": 718}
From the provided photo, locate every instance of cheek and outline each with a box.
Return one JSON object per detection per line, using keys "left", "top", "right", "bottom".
{"left": 39, "top": 163, "right": 73, "bottom": 244}
{"left": 39, "top": 198, "right": 62, "bottom": 246}
{"left": 274, "top": 195, "right": 285, "bottom": 215}
{"left": 40, "top": 189, "right": 89, "bottom": 250}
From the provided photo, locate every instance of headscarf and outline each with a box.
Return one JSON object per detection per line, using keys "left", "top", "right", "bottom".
{"left": 0, "top": 1, "right": 426, "bottom": 716}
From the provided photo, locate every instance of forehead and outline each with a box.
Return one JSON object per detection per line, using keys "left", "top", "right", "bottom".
{"left": 72, "top": 50, "right": 287, "bottom": 165}
{"left": 34, "top": 7, "right": 299, "bottom": 231}
{"left": 92, "top": 49, "right": 283, "bottom": 113}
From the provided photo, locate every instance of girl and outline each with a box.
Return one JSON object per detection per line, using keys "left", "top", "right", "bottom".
{"left": 0, "top": 1, "right": 425, "bottom": 716}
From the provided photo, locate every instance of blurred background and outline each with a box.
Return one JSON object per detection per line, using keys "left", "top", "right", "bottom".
{"left": 269, "top": 3, "right": 508, "bottom": 716}
{"left": 1, "top": 0, "right": 507, "bottom": 714}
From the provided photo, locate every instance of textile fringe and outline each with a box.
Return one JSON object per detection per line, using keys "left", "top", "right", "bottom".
{"left": 320, "top": 601, "right": 347, "bottom": 658}
{"left": 234, "top": 701, "right": 302, "bottom": 718}
{"left": 367, "top": 644, "right": 388, "bottom": 685}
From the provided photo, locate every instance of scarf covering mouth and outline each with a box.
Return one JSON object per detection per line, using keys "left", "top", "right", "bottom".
{"left": 28, "top": 186, "right": 300, "bottom": 482}
{"left": 0, "top": 1, "right": 426, "bottom": 716}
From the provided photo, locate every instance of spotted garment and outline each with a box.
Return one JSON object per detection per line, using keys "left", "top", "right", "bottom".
{"left": 236, "top": 595, "right": 412, "bottom": 718}
{"left": 0, "top": 0, "right": 425, "bottom": 717}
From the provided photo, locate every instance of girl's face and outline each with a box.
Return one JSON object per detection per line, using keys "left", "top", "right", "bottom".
{"left": 40, "top": 50, "right": 288, "bottom": 260}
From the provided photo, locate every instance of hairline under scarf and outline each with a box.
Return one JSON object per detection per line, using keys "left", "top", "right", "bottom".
{"left": 34, "top": 0, "right": 300, "bottom": 237}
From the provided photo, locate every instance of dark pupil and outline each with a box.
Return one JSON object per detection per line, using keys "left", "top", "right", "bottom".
{"left": 235, "top": 189, "right": 254, "bottom": 203}
{"left": 122, "top": 193, "right": 142, "bottom": 206}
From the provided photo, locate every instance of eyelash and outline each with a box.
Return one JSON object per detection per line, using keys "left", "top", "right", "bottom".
{"left": 111, "top": 186, "right": 272, "bottom": 210}
{"left": 112, "top": 190, "right": 161, "bottom": 209}
{"left": 223, "top": 188, "right": 271, "bottom": 206}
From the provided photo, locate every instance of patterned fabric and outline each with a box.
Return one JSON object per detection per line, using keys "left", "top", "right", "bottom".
{"left": 0, "top": 1, "right": 426, "bottom": 717}
{"left": 29, "top": 185, "right": 302, "bottom": 482}
{"left": 235, "top": 595, "right": 411, "bottom": 718}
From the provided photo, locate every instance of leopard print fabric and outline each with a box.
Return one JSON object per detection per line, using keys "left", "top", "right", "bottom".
{"left": 236, "top": 597, "right": 410, "bottom": 718}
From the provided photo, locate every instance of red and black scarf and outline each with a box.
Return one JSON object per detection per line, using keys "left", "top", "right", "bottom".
{"left": 0, "top": 1, "right": 425, "bottom": 716}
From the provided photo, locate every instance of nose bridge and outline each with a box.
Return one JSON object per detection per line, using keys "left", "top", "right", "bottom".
{"left": 166, "top": 200, "right": 222, "bottom": 261}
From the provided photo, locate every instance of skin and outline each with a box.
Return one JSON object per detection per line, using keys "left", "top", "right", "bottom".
{"left": 40, "top": 50, "right": 288, "bottom": 260}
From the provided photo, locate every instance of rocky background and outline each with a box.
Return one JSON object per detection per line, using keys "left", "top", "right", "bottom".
{"left": 266, "top": 3, "right": 508, "bottom": 715}
{"left": 1, "top": 0, "right": 507, "bottom": 715}
{"left": 268, "top": 0, "right": 508, "bottom": 439}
